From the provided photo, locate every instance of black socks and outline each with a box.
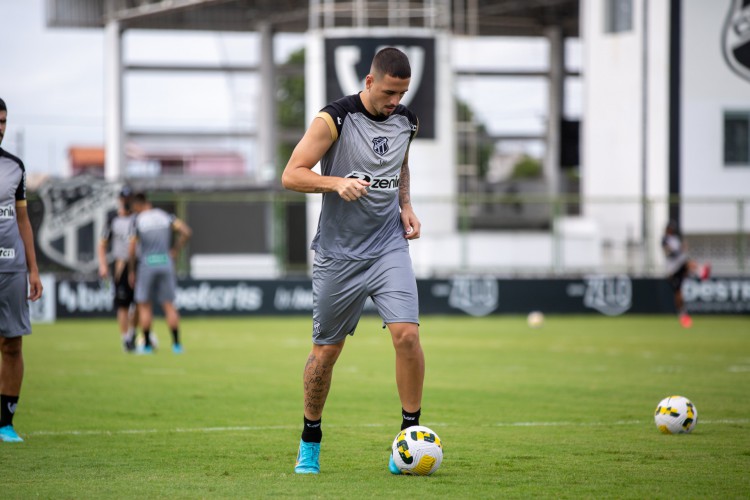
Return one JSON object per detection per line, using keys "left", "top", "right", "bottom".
{"left": 401, "top": 408, "right": 421, "bottom": 430}
{"left": 171, "top": 328, "right": 180, "bottom": 346}
{"left": 299, "top": 409, "right": 419, "bottom": 442}
{"left": 301, "top": 416, "right": 322, "bottom": 443}
{"left": 0, "top": 394, "right": 19, "bottom": 427}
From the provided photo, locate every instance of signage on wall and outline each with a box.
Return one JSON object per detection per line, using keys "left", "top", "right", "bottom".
{"left": 324, "top": 37, "right": 436, "bottom": 138}
{"left": 723, "top": 0, "right": 750, "bottom": 83}
{"left": 37, "top": 176, "right": 119, "bottom": 273}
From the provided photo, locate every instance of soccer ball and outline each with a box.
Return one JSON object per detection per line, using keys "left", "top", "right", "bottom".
{"left": 654, "top": 395, "right": 698, "bottom": 434}
{"left": 527, "top": 311, "right": 545, "bottom": 328}
{"left": 391, "top": 425, "right": 443, "bottom": 475}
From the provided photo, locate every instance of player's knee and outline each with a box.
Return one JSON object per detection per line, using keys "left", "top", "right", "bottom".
{"left": 0, "top": 338, "right": 23, "bottom": 359}
{"left": 392, "top": 327, "right": 420, "bottom": 351}
{"left": 312, "top": 342, "right": 344, "bottom": 362}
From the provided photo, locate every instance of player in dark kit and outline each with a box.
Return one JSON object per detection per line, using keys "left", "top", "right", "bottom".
{"left": 282, "top": 48, "right": 425, "bottom": 474}
{"left": 98, "top": 186, "right": 138, "bottom": 352}
{"left": 662, "top": 219, "right": 710, "bottom": 328}
{"left": 0, "top": 97, "right": 43, "bottom": 442}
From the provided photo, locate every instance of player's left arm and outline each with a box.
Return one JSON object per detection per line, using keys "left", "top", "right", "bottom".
{"left": 170, "top": 219, "right": 192, "bottom": 259}
{"left": 399, "top": 147, "right": 421, "bottom": 240}
{"left": 15, "top": 202, "right": 43, "bottom": 301}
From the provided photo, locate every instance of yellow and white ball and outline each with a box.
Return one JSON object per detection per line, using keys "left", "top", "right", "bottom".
{"left": 527, "top": 311, "right": 545, "bottom": 328}
{"left": 391, "top": 425, "right": 443, "bottom": 475}
{"left": 654, "top": 395, "right": 698, "bottom": 434}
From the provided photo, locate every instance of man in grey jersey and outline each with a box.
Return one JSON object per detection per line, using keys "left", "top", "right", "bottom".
{"left": 128, "top": 192, "right": 191, "bottom": 354}
{"left": 98, "top": 186, "right": 138, "bottom": 352}
{"left": 0, "top": 97, "right": 43, "bottom": 442}
{"left": 282, "top": 48, "right": 424, "bottom": 474}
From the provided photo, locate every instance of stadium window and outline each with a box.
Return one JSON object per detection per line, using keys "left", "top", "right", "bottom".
{"left": 724, "top": 111, "right": 750, "bottom": 166}
{"left": 605, "top": 0, "right": 633, "bottom": 33}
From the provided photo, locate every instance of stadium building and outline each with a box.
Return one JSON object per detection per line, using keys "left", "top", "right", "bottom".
{"left": 40, "top": 0, "right": 748, "bottom": 281}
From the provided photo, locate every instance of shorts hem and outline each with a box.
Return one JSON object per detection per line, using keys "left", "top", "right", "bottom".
{"left": 382, "top": 318, "right": 420, "bottom": 326}
{"left": 0, "top": 330, "right": 31, "bottom": 338}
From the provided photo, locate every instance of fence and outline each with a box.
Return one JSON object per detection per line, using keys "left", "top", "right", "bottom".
{"left": 27, "top": 183, "right": 749, "bottom": 279}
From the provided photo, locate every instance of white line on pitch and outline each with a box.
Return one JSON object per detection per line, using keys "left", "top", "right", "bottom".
{"left": 24, "top": 418, "right": 749, "bottom": 438}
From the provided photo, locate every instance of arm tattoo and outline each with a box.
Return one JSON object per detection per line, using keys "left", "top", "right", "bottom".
{"left": 399, "top": 152, "right": 411, "bottom": 207}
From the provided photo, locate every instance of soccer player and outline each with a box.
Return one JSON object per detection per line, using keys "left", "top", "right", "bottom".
{"left": 0, "top": 97, "right": 43, "bottom": 442}
{"left": 98, "top": 186, "right": 138, "bottom": 352}
{"left": 128, "top": 192, "right": 191, "bottom": 354}
{"left": 662, "top": 219, "right": 710, "bottom": 328}
{"left": 281, "top": 47, "right": 424, "bottom": 474}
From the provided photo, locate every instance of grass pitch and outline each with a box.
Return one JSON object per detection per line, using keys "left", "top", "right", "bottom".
{"left": 4, "top": 314, "right": 749, "bottom": 498}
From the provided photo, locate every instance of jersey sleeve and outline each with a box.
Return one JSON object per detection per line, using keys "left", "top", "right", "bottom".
{"left": 316, "top": 101, "right": 348, "bottom": 141}
{"left": 101, "top": 212, "right": 115, "bottom": 242}
{"left": 402, "top": 108, "right": 419, "bottom": 143}
{"left": 14, "top": 165, "right": 27, "bottom": 207}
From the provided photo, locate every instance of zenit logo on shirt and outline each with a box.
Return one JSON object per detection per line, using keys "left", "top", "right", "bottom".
{"left": 346, "top": 171, "right": 400, "bottom": 190}
{"left": 0, "top": 204, "right": 15, "bottom": 218}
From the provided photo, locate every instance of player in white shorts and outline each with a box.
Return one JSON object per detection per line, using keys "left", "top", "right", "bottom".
{"left": 282, "top": 47, "right": 425, "bottom": 474}
{"left": 0, "top": 97, "right": 43, "bottom": 443}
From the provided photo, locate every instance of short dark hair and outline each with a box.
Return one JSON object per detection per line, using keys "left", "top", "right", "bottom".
{"left": 132, "top": 192, "right": 148, "bottom": 204}
{"left": 371, "top": 48, "right": 411, "bottom": 79}
{"left": 0, "top": 98, "right": 6, "bottom": 112}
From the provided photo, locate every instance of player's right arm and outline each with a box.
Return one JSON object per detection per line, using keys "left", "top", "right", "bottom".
{"left": 281, "top": 116, "right": 369, "bottom": 202}
{"left": 97, "top": 237, "right": 109, "bottom": 279}
{"left": 128, "top": 234, "right": 138, "bottom": 288}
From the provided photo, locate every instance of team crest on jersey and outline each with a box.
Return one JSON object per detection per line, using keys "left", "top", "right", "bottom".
{"left": 372, "top": 137, "right": 389, "bottom": 156}
{"left": 37, "top": 176, "right": 120, "bottom": 272}
{"left": 723, "top": 0, "right": 750, "bottom": 83}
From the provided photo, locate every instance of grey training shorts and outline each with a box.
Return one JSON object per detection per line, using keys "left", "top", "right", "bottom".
{"left": 135, "top": 264, "right": 177, "bottom": 304}
{"left": 0, "top": 272, "right": 32, "bottom": 338}
{"left": 311, "top": 248, "right": 419, "bottom": 345}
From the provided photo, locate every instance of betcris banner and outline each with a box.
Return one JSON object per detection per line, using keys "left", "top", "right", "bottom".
{"left": 324, "top": 36, "right": 436, "bottom": 138}
{"left": 52, "top": 277, "right": 750, "bottom": 318}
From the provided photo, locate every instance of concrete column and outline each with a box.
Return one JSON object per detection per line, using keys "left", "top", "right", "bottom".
{"left": 257, "top": 21, "right": 277, "bottom": 179}
{"left": 545, "top": 25, "right": 564, "bottom": 197}
{"left": 104, "top": 18, "right": 124, "bottom": 181}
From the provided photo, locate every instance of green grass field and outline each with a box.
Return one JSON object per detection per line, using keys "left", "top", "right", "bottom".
{"left": 3, "top": 315, "right": 749, "bottom": 498}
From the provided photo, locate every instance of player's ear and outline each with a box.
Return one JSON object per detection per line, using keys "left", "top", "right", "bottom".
{"left": 365, "top": 74, "right": 374, "bottom": 90}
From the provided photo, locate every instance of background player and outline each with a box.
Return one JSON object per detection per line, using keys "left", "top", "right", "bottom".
{"left": 282, "top": 47, "right": 425, "bottom": 474}
{"left": 128, "top": 192, "right": 191, "bottom": 354}
{"left": 0, "top": 97, "right": 43, "bottom": 442}
{"left": 98, "top": 186, "right": 138, "bottom": 352}
{"left": 662, "top": 219, "right": 710, "bottom": 328}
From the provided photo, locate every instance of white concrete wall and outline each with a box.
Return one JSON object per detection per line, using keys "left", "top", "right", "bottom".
{"left": 681, "top": 0, "right": 750, "bottom": 233}
{"left": 581, "top": 0, "right": 648, "bottom": 248}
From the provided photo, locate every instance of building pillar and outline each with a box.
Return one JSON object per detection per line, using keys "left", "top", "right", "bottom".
{"left": 545, "top": 25, "right": 564, "bottom": 197}
{"left": 257, "top": 21, "right": 277, "bottom": 179}
{"left": 104, "top": 17, "right": 124, "bottom": 181}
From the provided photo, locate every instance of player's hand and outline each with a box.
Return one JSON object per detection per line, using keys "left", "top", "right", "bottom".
{"left": 336, "top": 178, "right": 370, "bottom": 202}
{"left": 98, "top": 264, "right": 109, "bottom": 280}
{"left": 128, "top": 270, "right": 135, "bottom": 288}
{"left": 400, "top": 205, "right": 421, "bottom": 240}
{"left": 27, "top": 271, "right": 43, "bottom": 301}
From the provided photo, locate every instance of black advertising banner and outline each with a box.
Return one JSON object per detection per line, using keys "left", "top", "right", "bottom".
{"left": 324, "top": 36, "right": 436, "bottom": 138}
{"left": 52, "top": 277, "right": 750, "bottom": 318}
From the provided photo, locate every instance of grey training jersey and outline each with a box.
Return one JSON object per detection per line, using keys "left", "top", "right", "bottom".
{"left": 134, "top": 208, "right": 175, "bottom": 268}
{"left": 311, "top": 93, "right": 418, "bottom": 260}
{"left": 0, "top": 148, "right": 28, "bottom": 273}
{"left": 102, "top": 213, "right": 135, "bottom": 261}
